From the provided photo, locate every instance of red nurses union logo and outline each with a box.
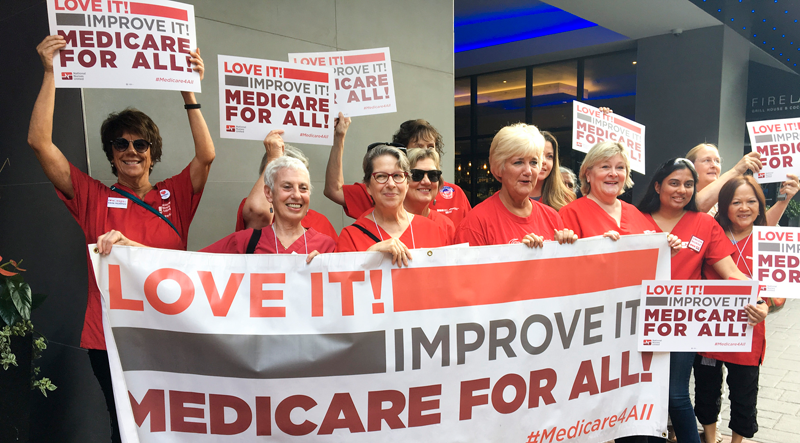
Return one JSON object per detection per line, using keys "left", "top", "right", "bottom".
{"left": 758, "top": 173, "right": 766, "bottom": 179}
{"left": 62, "top": 72, "right": 73, "bottom": 80}
{"left": 440, "top": 186, "right": 454, "bottom": 200}
{"left": 643, "top": 339, "right": 652, "bottom": 346}
{"left": 160, "top": 189, "right": 170, "bottom": 200}
{"left": 226, "top": 125, "right": 236, "bottom": 132}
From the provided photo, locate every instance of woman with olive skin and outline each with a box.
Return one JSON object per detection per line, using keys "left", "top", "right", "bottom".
{"left": 694, "top": 176, "right": 780, "bottom": 443}
{"left": 637, "top": 159, "right": 768, "bottom": 443}
{"left": 29, "top": 35, "right": 213, "bottom": 443}
{"left": 454, "top": 123, "right": 577, "bottom": 247}
{"left": 336, "top": 145, "right": 446, "bottom": 267}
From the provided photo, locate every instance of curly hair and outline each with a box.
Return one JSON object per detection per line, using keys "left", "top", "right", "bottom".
{"left": 392, "top": 119, "right": 444, "bottom": 156}
{"left": 100, "top": 108, "right": 162, "bottom": 176}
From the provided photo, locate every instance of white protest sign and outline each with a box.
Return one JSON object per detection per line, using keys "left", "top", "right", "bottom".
{"left": 638, "top": 280, "right": 757, "bottom": 352}
{"left": 91, "top": 235, "right": 671, "bottom": 443}
{"left": 572, "top": 101, "right": 646, "bottom": 174}
{"left": 47, "top": 0, "right": 200, "bottom": 91}
{"left": 747, "top": 117, "right": 800, "bottom": 183}
{"left": 754, "top": 226, "right": 800, "bottom": 299}
{"left": 218, "top": 55, "right": 334, "bottom": 145}
{"left": 288, "top": 47, "right": 396, "bottom": 117}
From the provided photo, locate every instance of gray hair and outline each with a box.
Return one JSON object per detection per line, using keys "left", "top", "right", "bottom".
{"left": 362, "top": 145, "right": 410, "bottom": 183}
{"left": 489, "top": 123, "right": 545, "bottom": 178}
{"left": 263, "top": 156, "right": 311, "bottom": 192}
{"left": 258, "top": 144, "right": 308, "bottom": 175}
{"left": 560, "top": 166, "right": 578, "bottom": 193}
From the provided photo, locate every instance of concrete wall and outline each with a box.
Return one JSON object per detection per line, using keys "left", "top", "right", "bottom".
{"left": 83, "top": 0, "right": 456, "bottom": 248}
{"left": 1, "top": 1, "right": 453, "bottom": 441}
{"left": 634, "top": 25, "right": 750, "bottom": 201}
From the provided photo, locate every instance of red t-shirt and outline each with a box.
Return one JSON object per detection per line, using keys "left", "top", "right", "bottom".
{"left": 342, "top": 181, "right": 472, "bottom": 227}
{"left": 336, "top": 210, "right": 446, "bottom": 252}
{"left": 58, "top": 162, "right": 202, "bottom": 350}
{"left": 234, "top": 197, "right": 338, "bottom": 241}
{"left": 202, "top": 227, "right": 335, "bottom": 254}
{"left": 560, "top": 197, "right": 655, "bottom": 238}
{"left": 453, "top": 192, "right": 564, "bottom": 246}
{"left": 643, "top": 211, "right": 735, "bottom": 280}
{"left": 428, "top": 209, "right": 455, "bottom": 245}
{"left": 701, "top": 238, "right": 766, "bottom": 366}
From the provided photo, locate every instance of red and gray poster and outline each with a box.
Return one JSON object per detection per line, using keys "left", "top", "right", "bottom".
{"left": 47, "top": 0, "right": 200, "bottom": 91}
{"left": 572, "top": 101, "right": 646, "bottom": 174}
{"left": 746, "top": 117, "right": 800, "bottom": 184}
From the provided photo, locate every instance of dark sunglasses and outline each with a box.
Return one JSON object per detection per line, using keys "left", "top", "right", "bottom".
{"left": 110, "top": 138, "right": 151, "bottom": 153}
{"left": 367, "top": 142, "right": 407, "bottom": 155}
{"left": 410, "top": 169, "right": 442, "bottom": 182}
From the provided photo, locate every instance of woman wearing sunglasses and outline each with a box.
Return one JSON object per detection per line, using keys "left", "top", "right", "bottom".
{"left": 454, "top": 123, "right": 576, "bottom": 247}
{"left": 403, "top": 148, "right": 455, "bottom": 244}
{"left": 336, "top": 145, "right": 446, "bottom": 266}
{"left": 27, "top": 35, "right": 213, "bottom": 443}
{"left": 636, "top": 159, "right": 767, "bottom": 443}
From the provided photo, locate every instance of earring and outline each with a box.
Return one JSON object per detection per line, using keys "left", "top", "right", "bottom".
{"left": 269, "top": 204, "right": 273, "bottom": 214}
{"left": 433, "top": 198, "right": 437, "bottom": 206}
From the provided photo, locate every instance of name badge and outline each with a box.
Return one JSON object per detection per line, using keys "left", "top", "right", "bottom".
{"left": 107, "top": 197, "right": 128, "bottom": 209}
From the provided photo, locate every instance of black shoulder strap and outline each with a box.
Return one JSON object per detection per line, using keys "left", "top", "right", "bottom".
{"left": 246, "top": 229, "right": 263, "bottom": 254}
{"left": 352, "top": 223, "right": 381, "bottom": 244}
{"left": 110, "top": 185, "right": 181, "bottom": 239}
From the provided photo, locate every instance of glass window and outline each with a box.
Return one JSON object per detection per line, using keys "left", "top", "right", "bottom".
{"left": 531, "top": 60, "right": 577, "bottom": 107}
{"left": 583, "top": 50, "right": 637, "bottom": 120}
{"left": 454, "top": 139, "right": 471, "bottom": 201}
{"left": 476, "top": 69, "right": 526, "bottom": 136}
{"left": 455, "top": 77, "right": 471, "bottom": 138}
{"left": 474, "top": 137, "right": 499, "bottom": 202}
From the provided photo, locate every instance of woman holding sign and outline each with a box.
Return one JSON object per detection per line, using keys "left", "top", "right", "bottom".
{"left": 636, "top": 159, "right": 768, "bottom": 443}
{"left": 453, "top": 123, "right": 577, "bottom": 247}
{"left": 28, "top": 35, "right": 213, "bottom": 443}
{"left": 336, "top": 144, "right": 445, "bottom": 266}
{"left": 694, "top": 176, "right": 783, "bottom": 443}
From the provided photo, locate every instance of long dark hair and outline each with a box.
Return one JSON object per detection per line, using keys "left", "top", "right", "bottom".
{"left": 715, "top": 176, "right": 767, "bottom": 231}
{"left": 637, "top": 158, "right": 699, "bottom": 214}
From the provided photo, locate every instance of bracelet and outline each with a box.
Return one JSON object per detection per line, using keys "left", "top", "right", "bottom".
{"left": 184, "top": 103, "right": 201, "bottom": 109}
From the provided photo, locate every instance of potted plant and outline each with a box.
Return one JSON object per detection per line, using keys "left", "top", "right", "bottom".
{"left": 1, "top": 256, "right": 56, "bottom": 442}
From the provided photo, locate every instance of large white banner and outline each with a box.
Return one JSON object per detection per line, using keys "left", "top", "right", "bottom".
{"left": 218, "top": 54, "right": 335, "bottom": 145}
{"left": 288, "top": 48, "right": 396, "bottom": 117}
{"left": 47, "top": 0, "right": 200, "bottom": 91}
{"left": 747, "top": 117, "right": 800, "bottom": 184}
{"left": 91, "top": 235, "right": 672, "bottom": 443}
{"left": 572, "top": 101, "right": 646, "bottom": 174}
{"left": 638, "top": 280, "right": 757, "bottom": 352}
{"left": 754, "top": 226, "right": 800, "bottom": 299}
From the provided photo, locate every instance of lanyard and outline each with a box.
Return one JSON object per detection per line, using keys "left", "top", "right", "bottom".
{"left": 272, "top": 224, "right": 307, "bottom": 254}
{"left": 372, "top": 211, "right": 415, "bottom": 248}
{"left": 729, "top": 230, "right": 752, "bottom": 278}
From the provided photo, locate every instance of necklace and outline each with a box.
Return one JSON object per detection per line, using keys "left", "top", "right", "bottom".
{"left": 728, "top": 229, "right": 752, "bottom": 277}
{"left": 371, "top": 210, "right": 415, "bottom": 248}
{"left": 272, "top": 224, "right": 308, "bottom": 254}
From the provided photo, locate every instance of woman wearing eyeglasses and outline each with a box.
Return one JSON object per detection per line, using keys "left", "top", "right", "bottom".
{"left": 636, "top": 159, "right": 767, "bottom": 443}
{"left": 454, "top": 123, "right": 576, "bottom": 247}
{"left": 403, "top": 148, "right": 455, "bottom": 244}
{"left": 27, "top": 35, "right": 213, "bottom": 443}
{"left": 336, "top": 145, "right": 446, "bottom": 266}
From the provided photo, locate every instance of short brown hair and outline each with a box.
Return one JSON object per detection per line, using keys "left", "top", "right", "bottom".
{"left": 101, "top": 108, "right": 162, "bottom": 176}
{"left": 393, "top": 119, "right": 444, "bottom": 155}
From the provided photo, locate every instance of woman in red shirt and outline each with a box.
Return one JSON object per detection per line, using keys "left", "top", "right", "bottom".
{"left": 404, "top": 148, "right": 455, "bottom": 244}
{"left": 454, "top": 123, "right": 576, "bottom": 246}
{"left": 336, "top": 145, "right": 445, "bottom": 266}
{"left": 636, "top": 159, "right": 767, "bottom": 443}
{"left": 694, "top": 176, "right": 781, "bottom": 443}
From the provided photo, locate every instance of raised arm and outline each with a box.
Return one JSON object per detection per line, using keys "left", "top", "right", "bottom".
{"left": 242, "top": 130, "right": 284, "bottom": 229}
{"left": 183, "top": 48, "right": 216, "bottom": 194}
{"left": 323, "top": 112, "right": 351, "bottom": 206}
{"left": 696, "top": 152, "right": 762, "bottom": 212}
{"left": 766, "top": 173, "right": 799, "bottom": 226}
{"left": 27, "top": 35, "right": 73, "bottom": 198}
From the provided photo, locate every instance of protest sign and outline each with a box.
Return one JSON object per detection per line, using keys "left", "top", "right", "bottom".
{"left": 572, "top": 101, "right": 645, "bottom": 174}
{"left": 638, "top": 280, "right": 757, "bottom": 352}
{"left": 91, "top": 235, "right": 671, "bottom": 443}
{"left": 46, "top": 0, "right": 200, "bottom": 91}
{"left": 753, "top": 226, "right": 800, "bottom": 299}
{"left": 747, "top": 117, "right": 800, "bottom": 183}
{"left": 288, "top": 48, "right": 395, "bottom": 117}
{"left": 218, "top": 55, "right": 335, "bottom": 145}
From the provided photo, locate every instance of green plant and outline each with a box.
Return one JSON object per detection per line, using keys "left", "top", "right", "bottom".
{"left": 784, "top": 199, "right": 800, "bottom": 220}
{"left": 0, "top": 256, "right": 56, "bottom": 396}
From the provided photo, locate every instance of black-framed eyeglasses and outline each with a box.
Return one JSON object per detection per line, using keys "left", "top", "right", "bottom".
{"left": 410, "top": 169, "right": 442, "bottom": 182}
{"left": 110, "top": 138, "right": 151, "bottom": 153}
{"left": 371, "top": 171, "right": 408, "bottom": 184}
{"left": 367, "top": 142, "right": 407, "bottom": 155}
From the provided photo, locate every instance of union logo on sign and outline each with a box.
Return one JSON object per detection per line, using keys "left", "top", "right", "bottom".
{"left": 62, "top": 72, "right": 73, "bottom": 80}
{"left": 226, "top": 125, "right": 236, "bottom": 132}
{"left": 643, "top": 340, "right": 652, "bottom": 345}
{"left": 758, "top": 173, "right": 766, "bottom": 178}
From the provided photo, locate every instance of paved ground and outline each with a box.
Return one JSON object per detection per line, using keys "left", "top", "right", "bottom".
{"left": 698, "top": 298, "right": 799, "bottom": 443}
